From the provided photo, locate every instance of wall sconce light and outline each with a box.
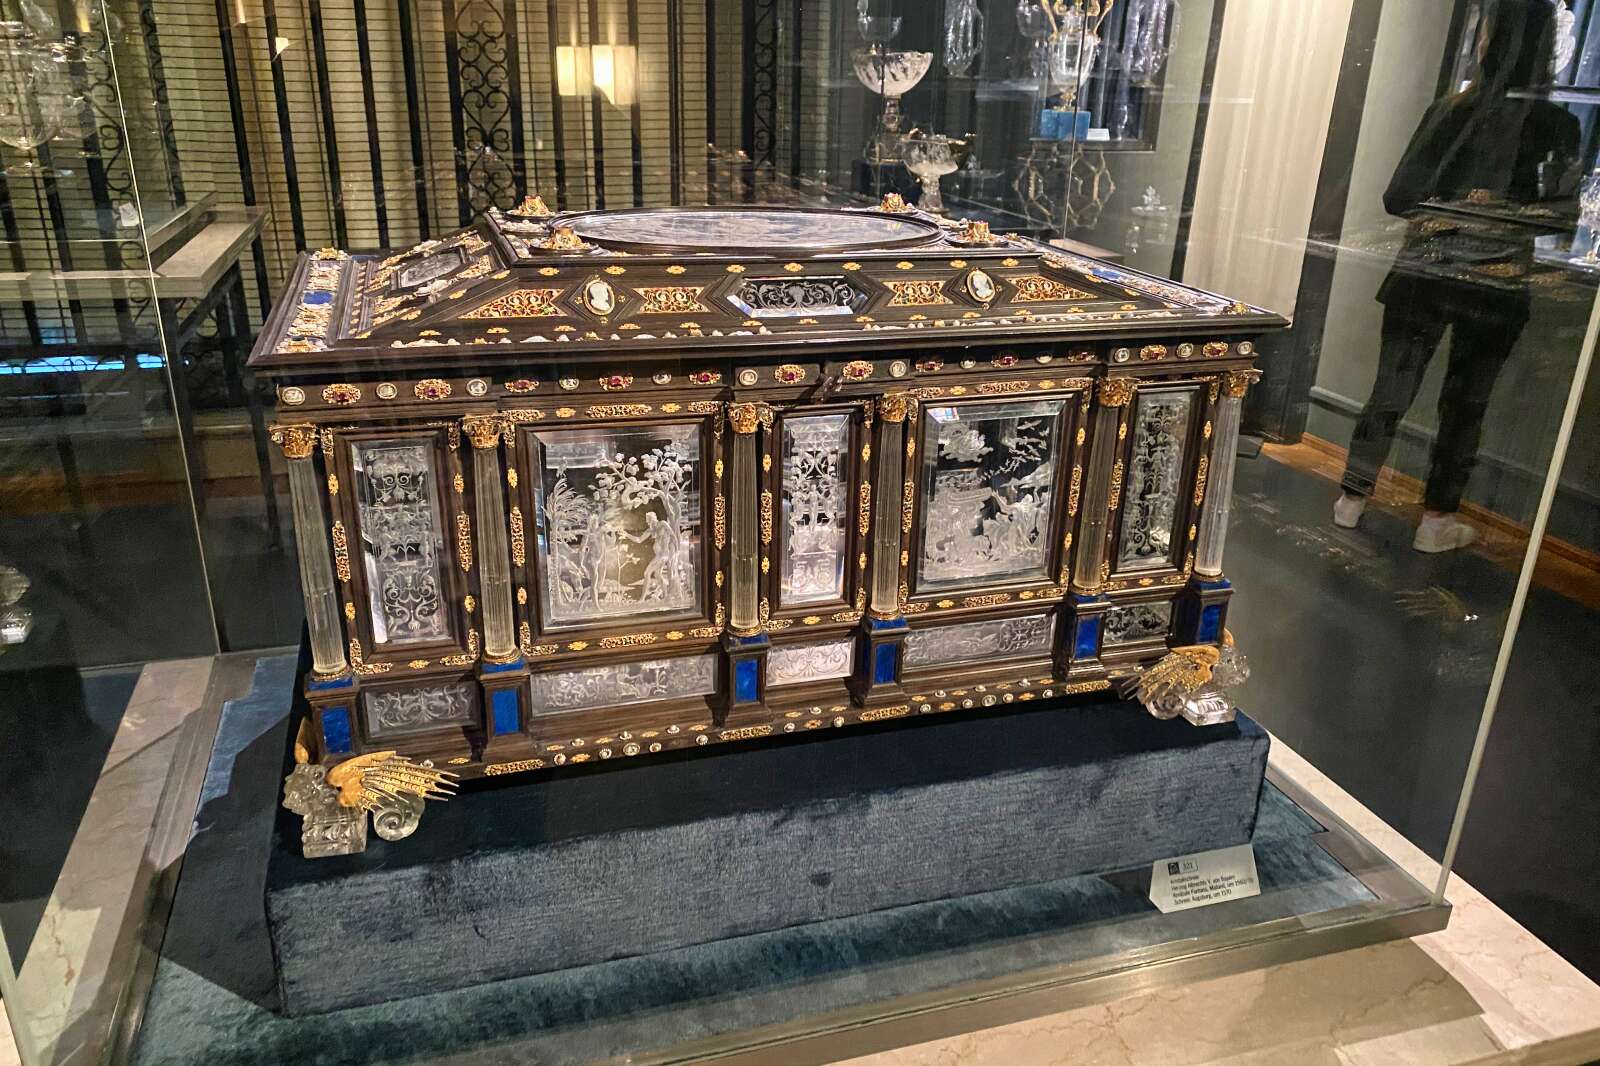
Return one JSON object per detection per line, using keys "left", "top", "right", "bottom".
{"left": 554, "top": 44, "right": 636, "bottom": 107}
{"left": 592, "top": 44, "right": 637, "bottom": 107}
{"left": 555, "top": 44, "right": 592, "bottom": 97}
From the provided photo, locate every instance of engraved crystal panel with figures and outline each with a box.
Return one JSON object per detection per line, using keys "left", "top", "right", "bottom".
{"left": 1117, "top": 391, "right": 1195, "bottom": 571}
{"left": 531, "top": 422, "right": 703, "bottom": 628}
{"left": 916, "top": 399, "right": 1067, "bottom": 593}
{"left": 780, "top": 413, "right": 852, "bottom": 606}
{"left": 352, "top": 438, "right": 452, "bottom": 646}
{"left": 903, "top": 612, "right": 1055, "bottom": 669}
{"left": 530, "top": 653, "right": 719, "bottom": 715}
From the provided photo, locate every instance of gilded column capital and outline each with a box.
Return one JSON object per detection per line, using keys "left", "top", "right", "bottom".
{"left": 461, "top": 413, "right": 508, "bottom": 449}
{"left": 1222, "top": 369, "right": 1263, "bottom": 398}
{"left": 727, "top": 402, "right": 772, "bottom": 435}
{"left": 270, "top": 423, "right": 319, "bottom": 460}
{"left": 877, "top": 392, "right": 912, "bottom": 423}
{"left": 1097, "top": 377, "right": 1137, "bottom": 407}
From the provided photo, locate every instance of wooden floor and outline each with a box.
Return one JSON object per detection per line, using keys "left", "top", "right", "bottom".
{"left": 1261, "top": 435, "right": 1600, "bottom": 611}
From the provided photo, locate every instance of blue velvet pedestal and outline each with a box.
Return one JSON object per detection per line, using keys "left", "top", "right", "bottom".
{"left": 132, "top": 657, "right": 1379, "bottom": 1066}
{"left": 266, "top": 670, "right": 1269, "bottom": 1016}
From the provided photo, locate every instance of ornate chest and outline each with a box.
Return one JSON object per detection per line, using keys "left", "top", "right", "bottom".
{"left": 251, "top": 201, "right": 1284, "bottom": 854}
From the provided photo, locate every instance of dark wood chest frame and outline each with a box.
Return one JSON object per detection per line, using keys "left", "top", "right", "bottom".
{"left": 250, "top": 202, "right": 1283, "bottom": 847}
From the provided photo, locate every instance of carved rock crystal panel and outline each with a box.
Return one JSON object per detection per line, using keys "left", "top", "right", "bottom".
{"left": 767, "top": 637, "right": 856, "bottom": 687}
{"left": 729, "top": 276, "right": 861, "bottom": 319}
{"left": 916, "top": 398, "right": 1067, "bottom": 593}
{"left": 352, "top": 438, "right": 452, "bottom": 646}
{"left": 1117, "top": 390, "right": 1194, "bottom": 571}
{"left": 1103, "top": 601, "right": 1172, "bottom": 647}
{"left": 903, "top": 612, "right": 1055, "bottom": 669}
{"left": 530, "top": 653, "right": 718, "bottom": 715}
{"left": 780, "top": 413, "right": 852, "bottom": 606}
{"left": 530, "top": 422, "right": 703, "bottom": 628}
{"left": 364, "top": 682, "right": 476, "bottom": 738}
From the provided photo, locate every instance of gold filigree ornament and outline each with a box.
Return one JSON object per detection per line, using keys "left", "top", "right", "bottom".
{"left": 508, "top": 193, "right": 553, "bottom": 218}
{"left": 1223, "top": 368, "right": 1263, "bottom": 398}
{"left": 322, "top": 383, "right": 361, "bottom": 406}
{"left": 1118, "top": 643, "right": 1223, "bottom": 711}
{"left": 877, "top": 392, "right": 911, "bottom": 422}
{"left": 325, "top": 751, "right": 458, "bottom": 828}
{"left": 541, "top": 225, "right": 592, "bottom": 252}
{"left": 727, "top": 402, "right": 764, "bottom": 435}
{"left": 461, "top": 413, "right": 506, "bottom": 450}
{"left": 1097, "top": 377, "right": 1137, "bottom": 407}
{"left": 270, "top": 424, "right": 318, "bottom": 460}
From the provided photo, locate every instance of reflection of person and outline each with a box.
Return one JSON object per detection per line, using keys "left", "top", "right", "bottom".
{"left": 1333, "top": 0, "right": 1578, "bottom": 552}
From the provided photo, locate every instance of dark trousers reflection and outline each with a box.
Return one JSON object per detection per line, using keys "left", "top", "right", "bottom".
{"left": 1337, "top": 300, "right": 1522, "bottom": 543}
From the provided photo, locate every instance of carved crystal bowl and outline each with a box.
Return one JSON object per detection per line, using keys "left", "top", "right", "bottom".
{"left": 851, "top": 49, "right": 932, "bottom": 97}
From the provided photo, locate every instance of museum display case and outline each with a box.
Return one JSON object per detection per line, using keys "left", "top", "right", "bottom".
{"left": 4, "top": 1, "right": 1600, "bottom": 1064}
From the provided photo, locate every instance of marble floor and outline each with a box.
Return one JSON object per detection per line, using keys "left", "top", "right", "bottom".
{"left": 2, "top": 658, "right": 216, "bottom": 1066}
{"left": 1, "top": 999, "right": 18, "bottom": 1066}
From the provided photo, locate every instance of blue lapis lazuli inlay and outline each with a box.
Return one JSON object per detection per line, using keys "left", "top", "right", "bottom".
{"left": 867, "top": 616, "right": 909, "bottom": 634}
{"left": 1074, "top": 617, "right": 1101, "bottom": 660}
{"left": 321, "top": 706, "right": 353, "bottom": 754}
{"left": 491, "top": 688, "right": 520, "bottom": 735}
{"left": 302, "top": 290, "right": 333, "bottom": 305}
{"left": 481, "top": 656, "right": 525, "bottom": 675}
{"left": 305, "top": 671, "right": 354, "bottom": 692}
{"left": 1198, "top": 604, "right": 1224, "bottom": 643}
{"left": 734, "top": 658, "right": 760, "bottom": 703}
{"left": 873, "top": 643, "right": 898, "bottom": 685}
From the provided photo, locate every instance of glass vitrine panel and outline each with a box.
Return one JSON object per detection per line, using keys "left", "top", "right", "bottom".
{"left": 902, "top": 613, "right": 1056, "bottom": 670}
{"left": 529, "top": 654, "right": 719, "bottom": 715}
{"left": 767, "top": 637, "right": 856, "bottom": 687}
{"left": 1116, "top": 390, "right": 1196, "bottom": 571}
{"left": 780, "top": 413, "right": 853, "bottom": 607}
{"left": 530, "top": 422, "right": 704, "bottom": 629}
{"left": 352, "top": 438, "right": 453, "bottom": 647}
{"left": 916, "top": 398, "right": 1068, "bottom": 594}
{"left": 363, "top": 682, "right": 477, "bottom": 739}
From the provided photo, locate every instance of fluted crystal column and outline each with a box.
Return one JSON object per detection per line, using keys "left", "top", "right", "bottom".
{"left": 1072, "top": 379, "right": 1135, "bottom": 592}
{"left": 870, "top": 393, "right": 910, "bottom": 617}
{"left": 727, "top": 403, "right": 765, "bottom": 635}
{"left": 272, "top": 425, "right": 348, "bottom": 676}
{"left": 464, "top": 416, "right": 517, "bottom": 660}
{"left": 1195, "top": 371, "right": 1258, "bottom": 578}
